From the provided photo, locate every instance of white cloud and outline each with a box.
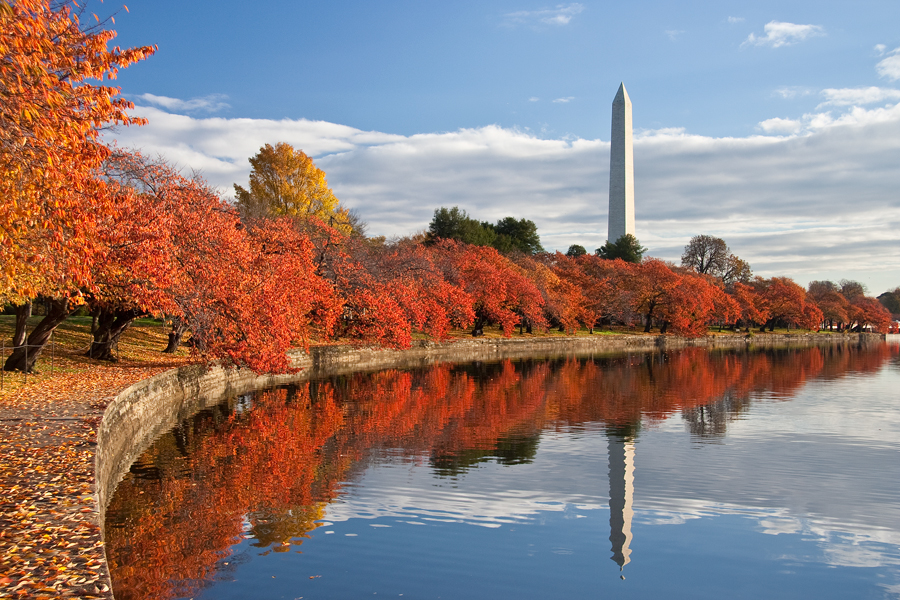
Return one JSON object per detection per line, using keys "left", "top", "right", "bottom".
{"left": 876, "top": 47, "right": 900, "bottom": 81}
{"left": 743, "top": 21, "right": 824, "bottom": 48}
{"left": 773, "top": 86, "right": 814, "bottom": 99}
{"left": 665, "top": 29, "right": 685, "bottom": 42}
{"left": 818, "top": 86, "right": 900, "bottom": 107}
{"left": 108, "top": 100, "right": 900, "bottom": 293}
{"left": 757, "top": 102, "right": 900, "bottom": 135}
{"left": 757, "top": 117, "right": 803, "bottom": 134}
{"left": 134, "top": 93, "right": 230, "bottom": 113}
{"left": 727, "top": 16, "right": 744, "bottom": 24}
{"left": 502, "top": 3, "right": 584, "bottom": 27}
{"left": 874, "top": 44, "right": 887, "bottom": 56}
{"left": 528, "top": 97, "right": 540, "bottom": 102}
{"left": 552, "top": 96, "right": 574, "bottom": 103}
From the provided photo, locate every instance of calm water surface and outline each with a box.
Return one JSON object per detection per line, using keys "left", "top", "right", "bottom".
{"left": 105, "top": 342, "right": 900, "bottom": 599}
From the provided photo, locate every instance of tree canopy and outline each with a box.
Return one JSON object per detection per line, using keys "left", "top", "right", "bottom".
{"left": 681, "top": 234, "right": 752, "bottom": 285}
{"left": 492, "top": 217, "right": 544, "bottom": 254}
{"left": 878, "top": 288, "right": 900, "bottom": 316}
{"left": 596, "top": 234, "right": 646, "bottom": 264}
{"left": 681, "top": 234, "right": 728, "bottom": 274}
{"left": 234, "top": 142, "right": 354, "bottom": 233}
{"left": 0, "top": 0, "right": 155, "bottom": 301}
{"left": 427, "top": 206, "right": 544, "bottom": 254}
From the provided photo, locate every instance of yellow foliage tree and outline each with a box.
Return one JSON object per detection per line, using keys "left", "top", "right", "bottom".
{"left": 234, "top": 143, "right": 352, "bottom": 233}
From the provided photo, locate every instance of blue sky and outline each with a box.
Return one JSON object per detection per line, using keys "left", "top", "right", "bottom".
{"left": 105, "top": 1, "right": 900, "bottom": 293}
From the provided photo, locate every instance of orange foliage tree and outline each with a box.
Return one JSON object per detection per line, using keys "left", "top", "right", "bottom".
{"left": 514, "top": 254, "right": 582, "bottom": 333}
{"left": 753, "top": 277, "right": 822, "bottom": 332}
{"left": 729, "top": 281, "right": 771, "bottom": 329}
{"left": 849, "top": 296, "right": 893, "bottom": 333}
{"left": 807, "top": 281, "right": 851, "bottom": 330}
{"left": 298, "top": 227, "right": 474, "bottom": 348}
{"left": 658, "top": 271, "right": 738, "bottom": 336}
{"left": 432, "top": 240, "right": 546, "bottom": 335}
{"left": 81, "top": 151, "right": 341, "bottom": 373}
{"left": 1, "top": 1, "right": 154, "bottom": 371}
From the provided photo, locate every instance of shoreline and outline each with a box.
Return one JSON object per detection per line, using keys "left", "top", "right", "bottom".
{"left": 0, "top": 332, "right": 886, "bottom": 599}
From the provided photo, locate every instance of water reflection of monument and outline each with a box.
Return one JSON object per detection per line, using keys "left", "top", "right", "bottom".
{"left": 607, "top": 424, "right": 638, "bottom": 576}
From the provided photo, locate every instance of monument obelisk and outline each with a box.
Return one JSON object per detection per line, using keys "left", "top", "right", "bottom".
{"left": 608, "top": 83, "right": 635, "bottom": 244}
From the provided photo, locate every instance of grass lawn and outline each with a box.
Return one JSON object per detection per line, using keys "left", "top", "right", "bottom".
{"left": 0, "top": 315, "right": 192, "bottom": 398}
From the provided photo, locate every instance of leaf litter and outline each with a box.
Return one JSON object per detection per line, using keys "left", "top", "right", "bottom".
{"left": 0, "top": 317, "right": 195, "bottom": 599}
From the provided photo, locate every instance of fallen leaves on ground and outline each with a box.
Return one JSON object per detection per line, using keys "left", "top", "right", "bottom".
{"left": 0, "top": 318, "right": 196, "bottom": 599}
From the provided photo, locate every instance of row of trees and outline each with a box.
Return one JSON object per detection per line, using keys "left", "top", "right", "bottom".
{"left": 14, "top": 129, "right": 896, "bottom": 374}
{"left": 1, "top": 1, "right": 895, "bottom": 376}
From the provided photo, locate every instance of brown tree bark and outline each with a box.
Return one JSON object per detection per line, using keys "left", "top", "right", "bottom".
{"left": 163, "top": 318, "right": 188, "bottom": 353}
{"left": 11, "top": 300, "right": 32, "bottom": 347}
{"left": 85, "top": 308, "right": 144, "bottom": 361}
{"left": 3, "top": 298, "right": 73, "bottom": 373}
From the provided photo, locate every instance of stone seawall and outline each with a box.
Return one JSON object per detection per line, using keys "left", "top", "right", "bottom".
{"left": 95, "top": 331, "right": 883, "bottom": 596}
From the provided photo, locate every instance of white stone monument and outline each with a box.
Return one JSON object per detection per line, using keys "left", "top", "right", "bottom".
{"left": 608, "top": 82, "right": 635, "bottom": 244}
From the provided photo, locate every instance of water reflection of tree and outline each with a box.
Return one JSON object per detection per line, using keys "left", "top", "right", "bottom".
{"left": 681, "top": 345, "right": 893, "bottom": 441}
{"left": 104, "top": 342, "right": 896, "bottom": 600}
{"left": 683, "top": 391, "right": 749, "bottom": 441}
{"left": 431, "top": 433, "right": 541, "bottom": 476}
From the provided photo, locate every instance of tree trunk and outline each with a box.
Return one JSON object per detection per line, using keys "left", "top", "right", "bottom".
{"left": 470, "top": 314, "right": 486, "bottom": 337}
{"left": 644, "top": 314, "right": 653, "bottom": 333}
{"left": 90, "top": 307, "right": 100, "bottom": 335}
{"left": 163, "top": 318, "right": 188, "bottom": 353}
{"left": 3, "top": 298, "right": 73, "bottom": 373}
{"left": 86, "top": 308, "right": 144, "bottom": 361}
{"left": 660, "top": 320, "right": 669, "bottom": 334}
{"left": 12, "top": 300, "right": 32, "bottom": 347}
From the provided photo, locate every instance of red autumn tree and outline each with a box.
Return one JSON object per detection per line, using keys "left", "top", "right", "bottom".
{"left": 297, "top": 226, "right": 472, "bottom": 348}
{"left": 340, "top": 237, "right": 476, "bottom": 346}
{"left": 753, "top": 277, "right": 822, "bottom": 331}
{"left": 546, "top": 253, "right": 625, "bottom": 333}
{"left": 514, "top": 254, "right": 582, "bottom": 333}
{"left": 729, "top": 281, "right": 771, "bottom": 329}
{"left": 431, "top": 240, "right": 546, "bottom": 336}
{"left": 848, "top": 296, "right": 893, "bottom": 333}
{"left": 81, "top": 151, "right": 340, "bottom": 373}
{"left": 658, "top": 271, "right": 739, "bottom": 336}
{"left": 807, "top": 281, "right": 851, "bottom": 331}
{"left": 622, "top": 258, "right": 681, "bottom": 333}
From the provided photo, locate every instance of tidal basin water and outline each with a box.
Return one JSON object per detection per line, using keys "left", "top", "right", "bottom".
{"left": 105, "top": 342, "right": 900, "bottom": 600}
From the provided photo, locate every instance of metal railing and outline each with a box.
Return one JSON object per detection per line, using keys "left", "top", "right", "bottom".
{"left": 0, "top": 333, "right": 55, "bottom": 390}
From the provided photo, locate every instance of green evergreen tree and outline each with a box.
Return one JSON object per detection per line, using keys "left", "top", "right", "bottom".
{"left": 596, "top": 234, "right": 647, "bottom": 264}
{"left": 427, "top": 207, "right": 544, "bottom": 254}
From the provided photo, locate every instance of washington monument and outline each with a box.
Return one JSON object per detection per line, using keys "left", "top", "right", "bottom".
{"left": 608, "top": 82, "right": 635, "bottom": 243}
